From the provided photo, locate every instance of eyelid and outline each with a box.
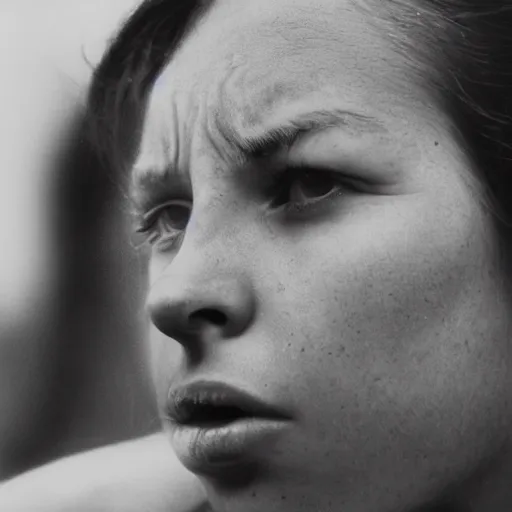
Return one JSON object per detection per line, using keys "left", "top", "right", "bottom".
{"left": 267, "top": 163, "right": 343, "bottom": 191}
{"left": 262, "top": 164, "right": 348, "bottom": 212}
{"left": 135, "top": 198, "right": 192, "bottom": 232}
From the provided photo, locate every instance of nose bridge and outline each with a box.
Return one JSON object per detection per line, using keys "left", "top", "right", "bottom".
{"left": 187, "top": 102, "right": 248, "bottom": 246}
{"left": 172, "top": 215, "right": 246, "bottom": 284}
{"left": 146, "top": 108, "right": 260, "bottom": 344}
{"left": 170, "top": 198, "right": 254, "bottom": 303}
{"left": 185, "top": 139, "right": 254, "bottom": 249}
{"left": 188, "top": 199, "right": 247, "bottom": 254}
{"left": 146, "top": 206, "right": 257, "bottom": 346}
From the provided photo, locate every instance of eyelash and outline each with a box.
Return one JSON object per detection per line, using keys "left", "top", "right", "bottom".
{"left": 134, "top": 200, "right": 189, "bottom": 250}
{"left": 134, "top": 166, "right": 350, "bottom": 250}
{"left": 266, "top": 165, "right": 349, "bottom": 215}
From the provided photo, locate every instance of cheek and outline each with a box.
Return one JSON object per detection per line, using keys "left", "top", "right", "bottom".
{"left": 264, "top": 190, "right": 511, "bottom": 430}
{"left": 248, "top": 190, "right": 512, "bottom": 503}
{"left": 284, "top": 191, "right": 491, "bottom": 351}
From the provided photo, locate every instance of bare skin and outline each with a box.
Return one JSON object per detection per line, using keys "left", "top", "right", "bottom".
{"left": 135, "top": 0, "right": 512, "bottom": 511}
{"left": 0, "top": 434, "right": 209, "bottom": 512}
{"left": 3, "top": 0, "right": 512, "bottom": 511}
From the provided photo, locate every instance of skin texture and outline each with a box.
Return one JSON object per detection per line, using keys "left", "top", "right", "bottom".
{"left": 129, "top": 0, "right": 512, "bottom": 511}
{"left": 0, "top": 434, "right": 207, "bottom": 512}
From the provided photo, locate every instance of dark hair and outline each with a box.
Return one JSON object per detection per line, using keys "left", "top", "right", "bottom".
{"left": 87, "top": 0, "right": 512, "bottom": 236}
{"left": 87, "top": 0, "right": 212, "bottom": 186}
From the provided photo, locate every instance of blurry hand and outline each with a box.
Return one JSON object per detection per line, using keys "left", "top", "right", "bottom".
{"left": 0, "top": 433, "right": 209, "bottom": 512}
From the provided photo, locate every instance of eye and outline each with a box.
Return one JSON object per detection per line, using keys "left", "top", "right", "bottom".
{"left": 135, "top": 199, "right": 191, "bottom": 249}
{"left": 270, "top": 166, "right": 348, "bottom": 213}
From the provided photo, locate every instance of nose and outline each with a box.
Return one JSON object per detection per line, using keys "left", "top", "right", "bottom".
{"left": 146, "top": 265, "right": 256, "bottom": 347}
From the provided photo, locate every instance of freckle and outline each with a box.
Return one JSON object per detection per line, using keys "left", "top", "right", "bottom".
{"left": 434, "top": 141, "right": 439, "bottom": 146}
{"left": 252, "top": 491, "right": 257, "bottom": 498}
{"left": 301, "top": 347, "right": 305, "bottom": 353}
{"left": 281, "top": 495, "right": 287, "bottom": 500}
{"left": 288, "top": 343, "right": 292, "bottom": 347}
{"left": 328, "top": 352, "right": 332, "bottom": 355}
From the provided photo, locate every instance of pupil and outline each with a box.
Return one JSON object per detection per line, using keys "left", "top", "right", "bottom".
{"left": 163, "top": 205, "right": 189, "bottom": 230}
{"left": 299, "top": 171, "right": 333, "bottom": 198}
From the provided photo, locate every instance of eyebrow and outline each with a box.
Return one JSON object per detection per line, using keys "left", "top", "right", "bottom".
{"left": 228, "top": 108, "right": 386, "bottom": 161}
{"left": 130, "top": 108, "right": 386, "bottom": 203}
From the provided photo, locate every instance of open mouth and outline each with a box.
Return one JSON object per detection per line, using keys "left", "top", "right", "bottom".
{"left": 167, "top": 380, "right": 289, "bottom": 428}
{"left": 179, "top": 403, "right": 251, "bottom": 427}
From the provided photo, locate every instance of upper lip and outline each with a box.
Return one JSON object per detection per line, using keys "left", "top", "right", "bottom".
{"left": 166, "top": 380, "right": 289, "bottom": 426}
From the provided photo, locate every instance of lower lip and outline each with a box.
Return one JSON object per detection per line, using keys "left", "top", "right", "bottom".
{"left": 169, "top": 417, "right": 289, "bottom": 473}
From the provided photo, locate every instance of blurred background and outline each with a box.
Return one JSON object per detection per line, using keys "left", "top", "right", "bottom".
{"left": 0, "top": 0, "right": 159, "bottom": 480}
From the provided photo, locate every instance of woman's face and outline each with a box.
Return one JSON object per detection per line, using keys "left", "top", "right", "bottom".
{"left": 132, "top": 0, "right": 512, "bottom": 510}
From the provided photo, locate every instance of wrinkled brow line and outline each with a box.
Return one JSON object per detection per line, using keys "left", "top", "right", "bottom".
{"left": 130, "top": 108, "right": 386, "bottom": 201}
{"left": 226, "top": 108, "right": 387, "bottom": 159}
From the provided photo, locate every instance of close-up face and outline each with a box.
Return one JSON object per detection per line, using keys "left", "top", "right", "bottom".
{"left": 131, "top": 0, "right": 512, "bottom": 511}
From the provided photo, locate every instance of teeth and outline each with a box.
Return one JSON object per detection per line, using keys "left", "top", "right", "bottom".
{"left": 193, "top": 391, "right": 225, "bottom": 406}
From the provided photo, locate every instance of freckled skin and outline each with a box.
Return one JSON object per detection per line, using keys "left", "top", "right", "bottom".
{"left": 135, "top": 0, "right": 512, "bottom": 511}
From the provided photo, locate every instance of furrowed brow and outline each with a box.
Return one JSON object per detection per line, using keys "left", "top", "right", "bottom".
{"left": 130, "top": 108, "right": 386, "bottom": 207}
{"left": 231, "top": 109, "right": 387, "bottom": 162}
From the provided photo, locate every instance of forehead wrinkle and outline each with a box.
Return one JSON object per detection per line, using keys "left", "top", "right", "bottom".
{"left": 132, "top": 0, "right": 399, "bottom": 198}
{"left": 133, "top": 77, "right": 200, "bottom": 174}
{"left": 205, "top": 61, "right": 308, "bottom": 159}
{"left": 220, "top": 56, "right": 314, "bottom": 132}
{"left": 189, "top": 63, "right": 255, "bottom": 168}
{"left": 207, "top": 69, "right": 251, "bottom": 165}
{"left": 165, "top": 92, "right": 185, "bottom": 179}
{"left": 152, "top": 0, "right": 398, "bottom": 158}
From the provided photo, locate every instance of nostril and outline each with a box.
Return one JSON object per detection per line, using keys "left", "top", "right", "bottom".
{"left": 189, "top": 308, "right": 228, "bottom": 327}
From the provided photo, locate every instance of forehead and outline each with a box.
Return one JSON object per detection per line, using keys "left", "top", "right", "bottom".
{"left": 136, "top": 0, "right": 426, "bottom": 173}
